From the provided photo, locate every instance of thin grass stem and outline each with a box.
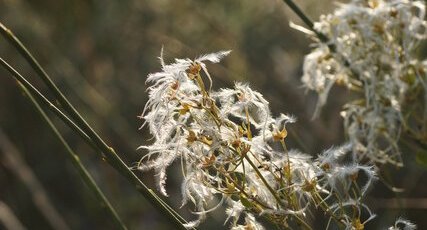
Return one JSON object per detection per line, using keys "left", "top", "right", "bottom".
{"left": 17, "top": 81, "right": 128, "bottom": 230}
{"left": 0, "top": 58, "right": 95, "bottom": 149}
{"left": 1, "top": 21, "right": 192, "bottom": 228}
{"left": 0, "top": 58, "right": 190, "bottom": 230}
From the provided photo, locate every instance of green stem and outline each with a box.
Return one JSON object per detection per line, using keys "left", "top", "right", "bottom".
{"left": 242, "top": 152, "right": 285, "bottom": 208}
{"left": 312, "top": 191, "right": 344, "bottom": 227}
{"left": 0, "top": 60, "right": 189, "bottom": 230}
{"left": 0, "top": 24, "right": 189, "bottom": 229}
{"left": 0, "top": 22, "right": 87, "bottom": 125}
{"left": 0, "top": 58, "right": 95, "bottom": 149}
{"left": 18, "top": 82, "right": 128, "bottom": 230}
{"left": 243, "top": 150, "right": 311, "bottom": 229}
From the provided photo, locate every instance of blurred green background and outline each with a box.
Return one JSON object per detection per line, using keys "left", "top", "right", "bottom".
{"left": 0, "top": 0, "right": 426, "bottom": 229}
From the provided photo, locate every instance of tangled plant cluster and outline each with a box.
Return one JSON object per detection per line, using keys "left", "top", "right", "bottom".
{"left": 389, "top": 218, "right": 417, "bottom": 230}
{"left": 301, "top": 0, "right": 427, "bottom": 166}
{"left": 135, "top": 0, "right": 426, "bottom": 228}
{"left": 138, "top": 51, "right": 381, "bottom": 229}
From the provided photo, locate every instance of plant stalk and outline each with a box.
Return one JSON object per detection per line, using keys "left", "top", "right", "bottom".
{"left": 0, "top": 23, "right": 189, "bottom": 229}
{"left": 18, "top": 81, "right": 128, "bottom": 230}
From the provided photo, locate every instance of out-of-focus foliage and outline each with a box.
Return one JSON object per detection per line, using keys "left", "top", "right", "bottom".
{"left": 0, "top": 0, "right": 426, "bottom": 229}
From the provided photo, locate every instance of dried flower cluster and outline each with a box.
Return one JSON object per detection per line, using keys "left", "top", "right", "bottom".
{"left": 301, "top": 0, "right": 427, "bottom": 166}
{"left": 138, "top": 51, "right": 379, "bottom": 229}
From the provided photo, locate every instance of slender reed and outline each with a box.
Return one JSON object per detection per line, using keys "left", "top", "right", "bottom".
{"left": 17, "top": 82, "right": 128, "bottom": 230}
{"left": 0, "top": 22, "right": 189, "bottom": 229}
{"left": 0, "top": 58, "right": 95, "bottom": 149}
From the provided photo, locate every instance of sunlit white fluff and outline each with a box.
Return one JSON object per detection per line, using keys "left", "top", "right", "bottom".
{"left": 298, "top": 0, "right": 427, "bottom": 166}
{"left": 139, "top": 50, "right": 380, "bottom": 229}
